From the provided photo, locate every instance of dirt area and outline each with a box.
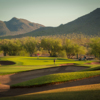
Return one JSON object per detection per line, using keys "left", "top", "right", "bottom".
{"left": 60, "top": 63, "right": 74, "bottom": 66}
{"left": 0, "top": 84, "right": 10, "bottom": 92}
{"left": 0, "top": 61, "right": 15, "bottom": 65}
{"left": 0, "top": 64, "right": 100, "bottom": 98}
{"left": 86, "top": 62, "right": 100, "bottom": 65}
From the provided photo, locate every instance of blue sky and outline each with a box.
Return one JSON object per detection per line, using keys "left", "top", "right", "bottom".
{"left": 0, "top": 0, "right": 100, "bottom": 27}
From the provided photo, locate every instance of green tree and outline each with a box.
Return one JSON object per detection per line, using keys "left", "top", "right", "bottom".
{"left": 41, "top": 38, "right": 62, "bottom": 57}
{"left": 63, "top": 39, "right": 73, "bottom": 58}
{"left": 89, "top": 38, "right": 100, "bottom": 60}
{"left": 0, "top": 39, "right": 10, "bottom": 56}
{"left": 63, "top": 39, "right": 86, "bottom": 58}
{"left": 23, "top": 37, "right": 37, "bottom": 57}
{"left": 7, "top": 40, "right": 21, "bottom": 56}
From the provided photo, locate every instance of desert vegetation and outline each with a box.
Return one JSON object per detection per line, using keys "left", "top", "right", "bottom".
{"left": 0, "top": 34, "right": 99, "bottom": 60}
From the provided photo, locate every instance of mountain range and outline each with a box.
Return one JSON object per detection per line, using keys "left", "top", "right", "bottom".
{"left": 0, "top": 8, "right": 100, "bottom": 39}
{"left": 0, "top": 17, "right": 45, "bottom": 36}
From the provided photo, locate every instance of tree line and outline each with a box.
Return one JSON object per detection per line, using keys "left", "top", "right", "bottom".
{"left": 0, "top": 36, "right": 100, "bottom": 59}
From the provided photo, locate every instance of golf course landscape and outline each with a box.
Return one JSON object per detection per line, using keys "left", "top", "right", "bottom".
{"left": 0, "top": 56, "right": 100, "bottom": 100}
{"left": 0, "top": 0, "right": 100, "bottom": 100}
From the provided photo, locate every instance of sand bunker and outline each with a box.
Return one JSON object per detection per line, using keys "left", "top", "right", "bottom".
{"left": 0, "top": 64, "right": 88, "bottom": 85}
{"left": 0, "top": 61, "right": 15, "bottom": 65}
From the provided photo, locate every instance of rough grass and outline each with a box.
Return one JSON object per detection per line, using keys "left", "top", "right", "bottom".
{"left": 1, "top": 84, "right": 100, "bottom": 100}
{"left": 11, "top": 71, "right": 100, "bottom": 87}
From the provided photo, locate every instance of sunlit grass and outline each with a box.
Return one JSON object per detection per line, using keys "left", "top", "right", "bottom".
{"left": 0, "top": 56, "right": 75, "bottom": 65}
{"left": 0, "top": 56, "right": 87, "bottom": 75}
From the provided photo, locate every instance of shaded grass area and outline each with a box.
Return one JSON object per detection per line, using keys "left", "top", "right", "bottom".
{"left": 1, "top": 84, "right": 100, "bottom": 100}
{"left": 11, "top": 71, "right": 100, "bottom": 87}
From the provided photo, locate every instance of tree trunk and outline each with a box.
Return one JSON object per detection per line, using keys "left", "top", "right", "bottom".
{"left": 99, "top": 55, "right": 100, "bottom": 62}
{"left": 76, "top": 54, "right": 78, "bottom": 59}
{"left": 4, "top": 52, "right": 6, "bottom": 56}
{"left": 30, "top": 54, "right": 32, "bottom": 57}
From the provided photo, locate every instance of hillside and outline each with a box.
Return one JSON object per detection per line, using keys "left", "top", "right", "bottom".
{"left": 0, "top": 21, "right": 11, "bottom": 36}
{"left": 0, "top": 8, "right": 100, "bottom": 39}
{"left": 0, "top": 17, "right": 45, "bottom": 36}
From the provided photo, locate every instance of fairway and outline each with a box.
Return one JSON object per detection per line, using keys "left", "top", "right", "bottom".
{"left": 0, "top": 56, "right": 82, "bottom": 75}
{"left": 0, "top": 56, "right": 76, "bottom": 65}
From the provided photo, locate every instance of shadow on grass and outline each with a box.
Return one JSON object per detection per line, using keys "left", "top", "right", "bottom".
{"left": 0, "top": 90, "right": 100, "bottom": 100}
{"left": 0, "top": 61, "right": 16, "bottom": 65}
{"left": 0, "top": 75, "right": 100, "bottom": 98}
{"left": 19, "top": 90, "right": 100, "bottom": 100}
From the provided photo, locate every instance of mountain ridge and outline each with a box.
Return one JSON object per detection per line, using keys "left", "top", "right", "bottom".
{"left": 0, "top": 8, "right": 100, "bottom": 39}
{"left": 0, "top": 17, "right": 45, "bottom": 36}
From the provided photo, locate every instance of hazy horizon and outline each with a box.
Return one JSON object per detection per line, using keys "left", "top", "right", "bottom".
{"left": 0, "top": 0, "right": 100, "bottom": 27}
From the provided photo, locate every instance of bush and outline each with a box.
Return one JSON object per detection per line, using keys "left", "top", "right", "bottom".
{"left": 57, "top": 50, "right": 67, "bottom": 58}
{"left": 17, "top": 50, "right": 29, "bottom": 56}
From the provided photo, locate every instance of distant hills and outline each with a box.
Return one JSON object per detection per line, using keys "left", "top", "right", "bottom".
{"left": 0, "top": 17, "right": 45, "bottom": 36}
{"left": 0, "top": 8, "right": 100, "bottom": 39}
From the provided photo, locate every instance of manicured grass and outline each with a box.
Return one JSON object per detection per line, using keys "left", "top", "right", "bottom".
{"left": 0, "top": 56, "right": 87, "bottom": 75}
{"left": 0, "top": 56, "right": 76, "bottom": 65}
{"left": 0, "top": 56, "right": 99, "bottom": 75}
{"left": 1, "top": 84, "right": 100, "bottom": 100}
{"left": 11, "top": 70, "right": 100, "bottom": 87}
